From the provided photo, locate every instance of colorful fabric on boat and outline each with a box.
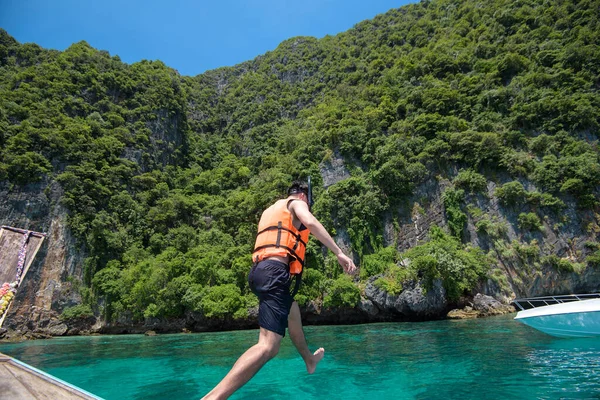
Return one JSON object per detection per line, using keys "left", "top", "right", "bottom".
{"left": 0, "top": 282, "right": 16, "bottom": 318}
{"left": 15, "top": 231, "right": 31, "bottom": 286}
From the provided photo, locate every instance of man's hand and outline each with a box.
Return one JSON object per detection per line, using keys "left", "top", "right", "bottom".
{"left": 337, "top": 253, "right": 356, "bottom": 275}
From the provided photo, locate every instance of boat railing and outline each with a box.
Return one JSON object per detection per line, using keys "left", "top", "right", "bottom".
{"left": 512, "top": 293, "right": 600, "bottom": 311}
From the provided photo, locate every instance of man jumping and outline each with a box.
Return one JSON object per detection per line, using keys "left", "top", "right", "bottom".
{"left": 202, "top": 181, "right": 356, "bottom": 399}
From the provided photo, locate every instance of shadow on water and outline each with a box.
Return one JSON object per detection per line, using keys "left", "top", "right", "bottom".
{"left": 1, "top": 315, "right": 599, "bottom": 399}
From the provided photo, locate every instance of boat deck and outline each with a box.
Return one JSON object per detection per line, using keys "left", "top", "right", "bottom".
{"left": 0, "top": 352, "right": 102, "bottom": 399}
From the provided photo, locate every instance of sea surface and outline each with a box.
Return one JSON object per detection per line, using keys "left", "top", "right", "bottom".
{"left": 1, "top": 315, "right": 599, "bottom": 399}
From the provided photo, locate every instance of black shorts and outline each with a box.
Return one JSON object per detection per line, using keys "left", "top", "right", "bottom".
{"left": 248, "top": 259, "right": 293, "bottom": 337}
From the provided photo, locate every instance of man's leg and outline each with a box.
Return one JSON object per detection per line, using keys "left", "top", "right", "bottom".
{"left": 202, "top": 327, "right": 282, "bottom": 400}
{"left": 287, "top": 301, "right": 324, "bottom": 374}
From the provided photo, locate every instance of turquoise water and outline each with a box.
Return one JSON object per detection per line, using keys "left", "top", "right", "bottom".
{"left": 1, "top": 315, "right": 600, "bottom": 399}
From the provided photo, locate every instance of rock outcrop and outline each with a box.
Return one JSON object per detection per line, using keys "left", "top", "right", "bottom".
{"left": 447, "top": 294, "right": 516, "bottom": 319}
{"left": 365, "top": 278, "right": 448, "bottom": 319}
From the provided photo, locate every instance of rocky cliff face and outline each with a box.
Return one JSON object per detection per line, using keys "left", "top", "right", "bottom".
{"left": 384, "top": 173, "right": 600, "bottom": 301}
{"left": 325, "top": 155, "right": 600, "bottom": 307}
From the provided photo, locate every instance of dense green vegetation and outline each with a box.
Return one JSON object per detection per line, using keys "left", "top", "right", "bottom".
{"left": 1, "top": 0, "right": 599, "bottom": 323}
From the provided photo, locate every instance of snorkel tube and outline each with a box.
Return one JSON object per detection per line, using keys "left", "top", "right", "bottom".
{"left": 307, "top": 176, "right": 314, "bottom": 211}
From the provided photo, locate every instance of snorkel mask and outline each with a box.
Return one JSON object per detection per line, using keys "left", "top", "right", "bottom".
{"left": 307, "top": 176, "right": 314, "bottom": 210}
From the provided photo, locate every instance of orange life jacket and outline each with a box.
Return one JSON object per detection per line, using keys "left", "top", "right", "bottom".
{"left": 252, "top": 198, "right": 310, "bottom": 275}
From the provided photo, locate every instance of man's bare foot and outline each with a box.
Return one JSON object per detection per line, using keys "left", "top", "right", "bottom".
{"left": 306, "top": 348, "right": 325, "bottom": 374}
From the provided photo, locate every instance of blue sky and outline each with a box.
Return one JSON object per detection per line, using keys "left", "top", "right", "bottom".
{"left": 0, "top": 0, "right": 414, "bottom": 76}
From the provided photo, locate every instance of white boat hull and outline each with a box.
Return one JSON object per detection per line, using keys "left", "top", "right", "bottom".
{"left": 514, "top": 299, "right": 600, "bottom": 338}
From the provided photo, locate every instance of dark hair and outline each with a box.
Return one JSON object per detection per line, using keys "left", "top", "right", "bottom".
{"left": 287, "top": 181, "right": 308, "bottom": 197}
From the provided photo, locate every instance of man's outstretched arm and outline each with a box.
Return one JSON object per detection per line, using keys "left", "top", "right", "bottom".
{"left": 290, "top": 200, "right": 356, "bottom": 274}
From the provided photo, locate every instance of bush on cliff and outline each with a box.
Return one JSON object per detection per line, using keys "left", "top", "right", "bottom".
{"left": 323, "top": 275, "right": 360, "bottom": 309}
{"left": 404, "top": 227, "right": 490, "bottom": 301}
{"left": 442, "top": 188, "right": 466, "bottom": 239}
{"left": 198, "top": 284, "right": 248, "bottom": 320}
{"left": 495, "top": 181, "right": 527, "bottom": 206}
{"left": 452, "top": 169, "right": 487, "bottom": 194}
{"left": 60, "top": 304, "right": 94, "bottom": 321}
{"left": 587, "top": 251, "right": 600, "bottom": 268}
{"left": 361, "top": 246, "right": 400, "bottom": 280}
{"left": 542, "top": 255, "right": 584, "bottom": 273}
{"left": 518, "top": 212, "right": 543, "bottom": 232}
{"left": 374, "top": 265, "right": 416, "bottom": 296}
